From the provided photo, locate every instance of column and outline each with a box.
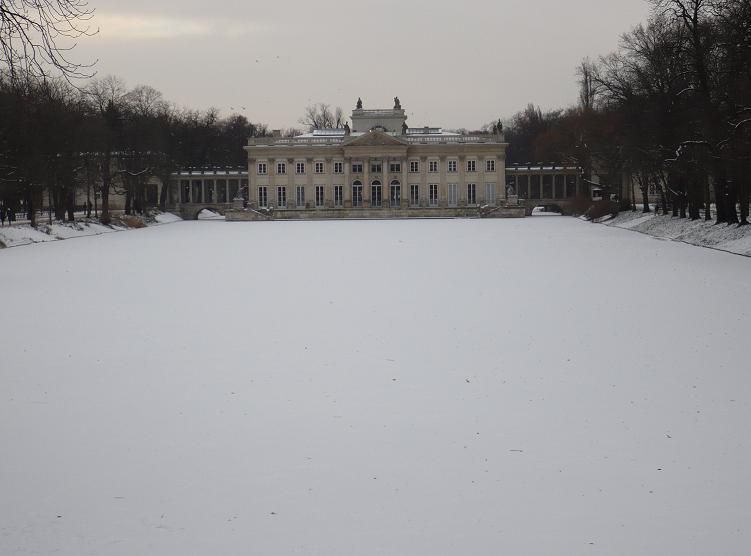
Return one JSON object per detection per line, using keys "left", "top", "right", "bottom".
{"left": 458, "top": 155, "right": 466, "bottom": 206}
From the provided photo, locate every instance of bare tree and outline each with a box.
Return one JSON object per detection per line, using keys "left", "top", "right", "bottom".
{"left": 0, "top": 0, "right": 97, "bottom": 81}
{"left": 299, "top": 103, "right": 345, "bottom": 131}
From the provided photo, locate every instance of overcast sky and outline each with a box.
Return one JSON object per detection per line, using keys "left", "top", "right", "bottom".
{"left": 75, "top": 0, "right": 651, "bottom": 130}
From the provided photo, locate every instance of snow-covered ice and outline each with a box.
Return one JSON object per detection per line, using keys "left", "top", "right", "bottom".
{"left": 1, "top": 218, "right": 750, "bottom": 555}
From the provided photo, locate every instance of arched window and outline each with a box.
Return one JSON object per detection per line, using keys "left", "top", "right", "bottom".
{"left": 371, "top": 180, "right": 382, "bottom": 207}
{"left": 352, "top": 180, "right": 363, "bottom": 207}
{"left": 390, "top": 180, "right": 401, "bottom": 207}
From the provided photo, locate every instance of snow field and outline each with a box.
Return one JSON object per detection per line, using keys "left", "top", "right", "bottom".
{"left": 1, "top": 217, "right": 750, "bottom": 555}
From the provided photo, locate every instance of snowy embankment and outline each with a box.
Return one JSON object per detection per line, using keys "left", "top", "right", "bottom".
{"left": 0, "top": 212, "right": 182, "bottom": 248}
{"left": 2, "top": 218, "right": 751, "bottom": 555}
{"left": 602, "top": 210, "right": 751, "bottom": 256}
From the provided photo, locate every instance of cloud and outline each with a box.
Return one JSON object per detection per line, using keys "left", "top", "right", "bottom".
{"left": 94, "top": 12, "right": 268, "bottom": 40}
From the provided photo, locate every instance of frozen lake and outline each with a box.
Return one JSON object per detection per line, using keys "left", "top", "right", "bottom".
{"left": 2, "top": 218, "right": 750, "bottom": 555}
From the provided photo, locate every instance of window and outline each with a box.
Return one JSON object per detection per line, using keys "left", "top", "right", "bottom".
{"left": 371, "top": 161, "right": 382, "bottom": 174}
{"left": 371, "top": 180, "right": 382, "bottom": 207}
{"left": 192, "top": 180, "right": 202, "bottom": 203}
{"left": 390, "top": 162, "right": 401, "bottom": 173}
{"left": 276, "top": 162, "right": 286, "bottom": 175}
{"left": 390, "top": 180, "right": 401, "bottom": 207}
{"left": 352, "top": 181, "right": 363, "bottom": 207}
{"left": 315, "top": 162, "right": 325, "bottom": 174}
{"left": 429, "top": 184, "right": 439, "bottom": 206}
{"left": 409, "top": 160, "right": 419, "bottom": 173}
{"left": 352, "top": 162, "right": 363, "bottom": 174}
{"left": 467, "top": 160, "right": 477, "bottom": 173}
{"left": 429, "top": 160, "right": 439, "bottom": 173}
{"left": 205, "top": 181, "right": 214, "bottom": 203}
{"left": 334, "top": 185, "right": 343, "bottom": 207}
{"left": 486, "top": 159, "right": 496, "bottom": 172}
{"left": 334, "top": 162, "right": 343, "bottom": 174}
{"left": 277, "top": 186, "right": 287, "bottom": 207}
{"left": 485, "top": 183, "right": 496, "bottom": 204}
{"left": 296, "top": 185, "right": 305, "bottom": 207}
{"left": 448, "top": 183, "right": 457, "bottom": 206}
{"left": 315, "top": 185, "right": 325, "bottom": 207}
{"left": 410, "top": 184, "right": 419, "bottom": 206}
{"left": 296, "top": 162, "right": 305, "bottom": 175}
{"left": 448, "top": 160, "right": 457, "bottom": 173}
{"left": 258, "top": 186, "right": 268, "bottom": 207}
{"left": 467, "top": 183, "right": 477, "bottom": 205}
{"left": 257, "top": 162, "right": 267, "bottom": 175}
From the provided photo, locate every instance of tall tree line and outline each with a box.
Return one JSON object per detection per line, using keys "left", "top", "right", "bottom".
{"left": 0, "top": 73, "right": 268, "bottom": 224}
{"left": 504, "top": 0, "right": 750, "bottom": 223}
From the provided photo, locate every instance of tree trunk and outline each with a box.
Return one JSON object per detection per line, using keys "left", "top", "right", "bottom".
{"left": 100, "top": 154, "right": 112, "bottom": 225}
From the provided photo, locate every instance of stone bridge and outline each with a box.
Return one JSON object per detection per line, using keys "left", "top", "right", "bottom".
{"left": 177, "top": 203, "right": 234, "bottom": 220}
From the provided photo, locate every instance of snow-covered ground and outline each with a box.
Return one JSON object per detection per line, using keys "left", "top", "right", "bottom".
{"left": 2, "top": 218, "right": 750, "bottom": 555}
{"left": 605, "top": 210, "right": 751, "bottom": 256}
{"left": 0, "top": 213, "right": 182, "bottom": 248}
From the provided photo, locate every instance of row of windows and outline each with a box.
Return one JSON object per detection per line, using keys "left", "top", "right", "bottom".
{"left": 257, "top": 183, "right": 494, "bottom": 208}
{"left": 257, "top": 159, "right": 497, "bottom": 175}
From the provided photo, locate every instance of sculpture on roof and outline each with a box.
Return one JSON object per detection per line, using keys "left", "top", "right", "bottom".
{"left": 356, "top": 97, "right": 362, "bottom": 109}
{"left": 402, "top": 121, "right": 408, "bottom": 135}
{"left": 344, "top": 122, "right": 351, "bottom": 136}
{"left": 394, "top": 96, "right": 401, "bottom": 109}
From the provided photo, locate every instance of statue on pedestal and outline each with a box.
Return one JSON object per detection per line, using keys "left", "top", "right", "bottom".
{"left": 394, "top": 96, "right": 401, "bottom": 110}
{"left": 401, "top": 122, "right": 408, "bottom": 135}
{"left": 344, "top": 122, "right": 351, "bottom": 136}
{"left": 356, "top": 97, "right": 362, "bottom": 109}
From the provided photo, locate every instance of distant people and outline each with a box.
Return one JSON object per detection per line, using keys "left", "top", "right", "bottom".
{"left": 7, "top": 206, "right": 14, "bottom": 225}
{"left": 0, "top": 206, "right": 5, "bottom": 226}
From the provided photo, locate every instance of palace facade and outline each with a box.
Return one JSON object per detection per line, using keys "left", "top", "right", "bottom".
{"left": 234, "top": 99, "right": 524, "bottom": 220}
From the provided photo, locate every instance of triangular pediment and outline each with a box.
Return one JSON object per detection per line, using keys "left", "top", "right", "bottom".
{"left": 344, "top": 130, "right": 408, "bottom": 147}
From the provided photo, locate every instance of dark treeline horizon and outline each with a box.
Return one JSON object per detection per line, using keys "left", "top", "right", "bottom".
{"left": 0, "top": 74, "right": 269, "bottom": 224}
{"left": 504, "top": 0, "right": 750, "bottom": 224}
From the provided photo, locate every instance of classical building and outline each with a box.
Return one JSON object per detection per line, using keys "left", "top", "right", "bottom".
{"left": 232, "top": 98, "right": 525, "bottom": 220}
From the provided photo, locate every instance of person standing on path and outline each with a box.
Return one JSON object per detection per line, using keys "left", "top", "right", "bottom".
{"left": 0, "top": 206, "right": 5, "bottom": 227}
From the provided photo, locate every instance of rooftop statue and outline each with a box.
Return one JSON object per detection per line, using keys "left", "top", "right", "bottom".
{"left": 394, "top": 96, "right": 401, "bottom": 110}
{"left": 402, "top": 121, "right": 408, "bottom": 135}
{"left": 356, "top": 97, "right": 362, "bottom": 109}
{"left": 344, "top": 122, "right": 351, "bottom": 135}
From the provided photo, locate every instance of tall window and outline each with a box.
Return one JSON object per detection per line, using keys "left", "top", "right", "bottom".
{"left": 429, "top": 160, "right": 439, "bottom": 173}
{"left": 429, "top": 184, "right": 439, "bottom": 206}
{"left": 277, "top": 186, "right": 287, "bottom": 207}
{"left": 257, "top": 162, "right": 267, "bottom": 175}
{"left": 448, "top": 183, "right": 457, "bottom": 206}
{"left": 390, "top": 180, "right": 401, "bottom": 207}
{"left": 296, "top": 162, "right": 305, "bottom": 175}
{"left": 467, "top": 160, "right": 477, "bottom": 173}
{"left": 276, "top": 162, "right": 286, "bottom": 175}
{"left": 315, "top": 161, "right": 325, "bottom": 174}
{"left": 296, "top": 185, "right": 305, "bottom": 207}
{"left": 334, "top": 162, "right": 343, "bottom": 174}
{"left": 371, "top": 180, "right": 382, "bottom": 207}
{"left": 258, "top": 186, "right": 268, "bottom": 207}
{"left": 371, "top": 161, "right": 382, "bottom": 174}
{"left": 467, "top": 183, "right": 477, "bottom": 205}
{"left": 352, "top": 181, "right": 363, "bottom": 207}
{"left": 409, "top": 160, "right": 419, "bottom": 173}
{"left": 334, "top": 185, "right": 343, "bottom": 207}
{"left": 485, "top": 183, "right": 496, "bottom": 204}
{"left": 389, "top": 162, "right": 401, "bottom": 173}
{"left": 352, "top": 162, "right": 363, "bottom": 174}
{"left": 486, "top": 159, "right": 496, "bottom": 172}
{"left": 448, "top": 160, "right": 457, "bottom": 173}
{"left": 315, "top": 185, "right": 325, "bottom": 207}
{"left": 410, "top": 184, "right": 419, "bottom": 206}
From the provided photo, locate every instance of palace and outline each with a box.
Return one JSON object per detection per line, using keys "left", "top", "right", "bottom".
{"left": 228, "top": 98, "right": 525, "bottom": 220}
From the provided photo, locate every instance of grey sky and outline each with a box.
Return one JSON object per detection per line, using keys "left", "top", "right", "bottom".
{"left": 76, "top": 0, "right": 651, "bottom": 130}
